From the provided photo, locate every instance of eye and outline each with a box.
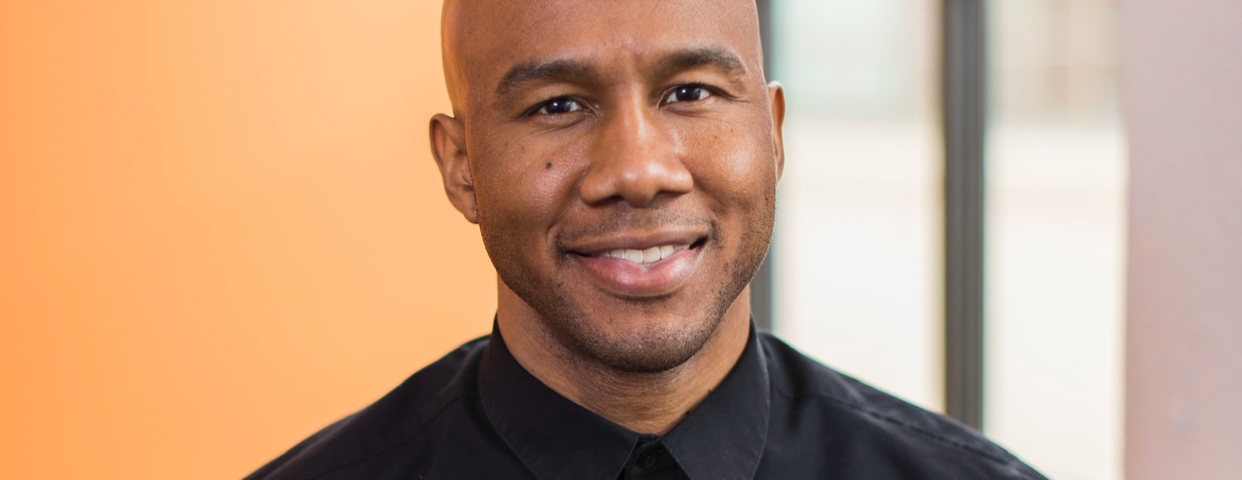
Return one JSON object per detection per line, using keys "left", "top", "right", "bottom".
{"left": 664, "top": 85, "right": 711, "bottom": 104}
{"left": 535, "top": 97, "right": 583, "bottom": 115}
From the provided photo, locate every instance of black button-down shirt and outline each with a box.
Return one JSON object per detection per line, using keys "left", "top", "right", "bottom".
{"left": 247, "top": 322, "right": 1047, "bottom": 479}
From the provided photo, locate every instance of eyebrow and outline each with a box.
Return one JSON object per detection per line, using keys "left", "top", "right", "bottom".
{"left": 653, "top": 46, "right": 748, "bottom": 81}
{"left": 496, "top": 59, "right": 600, "bottom": 97}
{"left": 494, "top": 46, "right": 749, "bottom": 97}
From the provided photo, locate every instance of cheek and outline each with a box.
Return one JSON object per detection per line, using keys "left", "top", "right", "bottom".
{"left": 680, "top": 121, "right": 776, "bottom": 212}
{"left": 471, "top": 133, "right": 588, "bottom": 240}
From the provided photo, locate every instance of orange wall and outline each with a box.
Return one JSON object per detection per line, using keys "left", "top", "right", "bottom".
{"left": 0, "top": 1, "right": 496, "bottom": 479}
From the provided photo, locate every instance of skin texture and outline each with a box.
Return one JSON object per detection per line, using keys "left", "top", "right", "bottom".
{"left": 430, "top": 0, "right": 785, "bottom": 434}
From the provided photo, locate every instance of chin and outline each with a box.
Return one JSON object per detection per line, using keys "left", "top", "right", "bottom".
{"left": 584, "top": 317, "right": 717, "bottom": 373}
{"left": 541, "top": 295, "right": 735, "bottom": 373}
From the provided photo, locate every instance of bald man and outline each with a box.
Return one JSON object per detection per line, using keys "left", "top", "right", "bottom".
{"left": 246, "top": 1, "right": 1047, "bottom": 479}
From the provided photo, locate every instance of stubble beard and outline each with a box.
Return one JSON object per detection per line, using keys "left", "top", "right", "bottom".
{"left": 479, "top": 195, "right": 775, "bottom": 374}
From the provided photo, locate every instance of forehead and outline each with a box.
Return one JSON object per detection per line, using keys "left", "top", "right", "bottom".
{"left": 446, "top": 0, "right": 762, "bottom": 105}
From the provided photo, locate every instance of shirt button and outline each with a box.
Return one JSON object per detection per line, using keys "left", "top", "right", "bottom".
{"left": 638, "top": 449, "right": 661, "bottom": 468}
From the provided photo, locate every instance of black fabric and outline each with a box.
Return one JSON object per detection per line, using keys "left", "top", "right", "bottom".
{"left": 246, "top": 322, "right": 1048, "bottom": 480}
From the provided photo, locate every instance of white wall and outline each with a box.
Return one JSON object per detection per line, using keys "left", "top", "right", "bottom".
{"left": 1122, "top": 0, "right": 1242, "bottom": 478}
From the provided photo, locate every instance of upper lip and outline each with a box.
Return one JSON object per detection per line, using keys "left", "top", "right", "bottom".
{"left": 564, "top": 228, "right": 708, "bottom": 256}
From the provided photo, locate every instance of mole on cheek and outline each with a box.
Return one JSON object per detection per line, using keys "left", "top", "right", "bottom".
{"left": 545, "top": 162, "right": 553, "bottom": 170}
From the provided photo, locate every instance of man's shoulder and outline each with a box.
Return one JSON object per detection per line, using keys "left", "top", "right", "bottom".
{"left": 757, "top": 332, "right": 1048, "bottom": 480}
{"left": 244, "top": 336, "right": 490, "bottom": 480}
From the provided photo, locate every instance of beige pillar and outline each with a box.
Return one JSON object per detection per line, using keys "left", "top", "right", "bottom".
{"left": 1123, "top": 1, "right": 1242, "bottom": 478}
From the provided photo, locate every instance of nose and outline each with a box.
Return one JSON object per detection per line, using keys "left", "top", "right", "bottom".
{"left": 578, "top": 102, "right": 693, "bottom": 207}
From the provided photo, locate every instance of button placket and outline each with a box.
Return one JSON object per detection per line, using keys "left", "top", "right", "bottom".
{"left": 637, "top": 448, "right": 661, "bottom": 468}
{"left": 622, "top": 435, "right": 663, "bottom": 479}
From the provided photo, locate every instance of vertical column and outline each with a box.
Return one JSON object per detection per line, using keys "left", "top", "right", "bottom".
{"left": 942, "top": 0, "right": 987, "bottom": 430}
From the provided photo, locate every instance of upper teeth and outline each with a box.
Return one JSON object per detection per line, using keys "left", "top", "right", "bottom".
{"left": 603, "top": 245, "right": 688, "bottom": 264}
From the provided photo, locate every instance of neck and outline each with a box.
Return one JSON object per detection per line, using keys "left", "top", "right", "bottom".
{"left": 496, "top": 283, "right": 752, "bottom": 435}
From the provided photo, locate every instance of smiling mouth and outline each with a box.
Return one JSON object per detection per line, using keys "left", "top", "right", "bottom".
{"left": 574, "top": 238, "right": 707, "bottom": 265}
{"left": 596, "top": 241, "right": 701, "bottom": 264}
{"left": 562, "top": 228, "right": 710, "bottom": 297}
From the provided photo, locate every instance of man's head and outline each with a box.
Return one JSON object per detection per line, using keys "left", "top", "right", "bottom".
{"left": 430, "top": 0, "right": 784, "bottom": 373}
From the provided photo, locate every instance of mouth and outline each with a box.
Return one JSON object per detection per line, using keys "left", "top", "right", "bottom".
{"left": 566, "top": 235, "right": 709, "bottom": 298}
{"left": 585, "top": 238, "right": 705, "bottom": 264}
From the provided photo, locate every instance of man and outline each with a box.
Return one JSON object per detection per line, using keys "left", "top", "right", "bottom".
{"left": 248, "top": 0, "right": 1047, "bottom": 478}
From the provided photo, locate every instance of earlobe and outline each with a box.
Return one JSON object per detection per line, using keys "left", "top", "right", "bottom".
{"left": 429, "top": 113, "right": 480, "bottom": 224}
{"left": 768, "top": 82, "right": 787, "bottom": 181}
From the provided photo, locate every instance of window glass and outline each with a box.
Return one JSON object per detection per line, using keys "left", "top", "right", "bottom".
{"left": 985, "top": 1, "right": 1126, "bottom": 479}
{"left": 770, "top": 0, "right": 943, "bottom": 412}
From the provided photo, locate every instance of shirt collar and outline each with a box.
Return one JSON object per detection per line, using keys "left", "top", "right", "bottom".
{"left": 661, "top": 322, "right": 771, "bottom": 479}
{"left": 477, "top": 320, "right": 771, "bottom": 480}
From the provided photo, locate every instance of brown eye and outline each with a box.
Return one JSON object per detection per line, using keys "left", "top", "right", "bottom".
{"left": 536, "top": 98, "right": 583, "bottom": 115}
{"left": 664, "top": 85, "right": 710, "bottom": 104}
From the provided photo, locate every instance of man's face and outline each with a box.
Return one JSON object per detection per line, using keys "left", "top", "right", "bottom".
{"left": 435, "top": 0, "right": 784, "bottom": 372}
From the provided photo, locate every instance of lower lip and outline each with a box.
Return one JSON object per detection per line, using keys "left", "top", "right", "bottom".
{"left": 571, "top": 247, "right": 701, "bottom": 298}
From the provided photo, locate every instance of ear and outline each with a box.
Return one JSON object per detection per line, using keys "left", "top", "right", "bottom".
{"left": 429, "top": 113, "right": 479, "bottom": 224}
{"left": 767, "top": 82, "right": 787, "bottom": 182}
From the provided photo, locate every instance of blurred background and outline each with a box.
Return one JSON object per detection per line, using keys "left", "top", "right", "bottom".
{"left": 2, "top": 1, "right": 496, "bottom": 478}
{"left": 2, "top": 1, "right": 1237, "bottom": 480}
{"left": 770, "top": 1, "right": 1124, "bottom": 479}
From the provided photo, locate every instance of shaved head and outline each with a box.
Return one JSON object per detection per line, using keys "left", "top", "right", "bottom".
{"left": 440, "top": 0, "right": 766, "bottom": 118}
